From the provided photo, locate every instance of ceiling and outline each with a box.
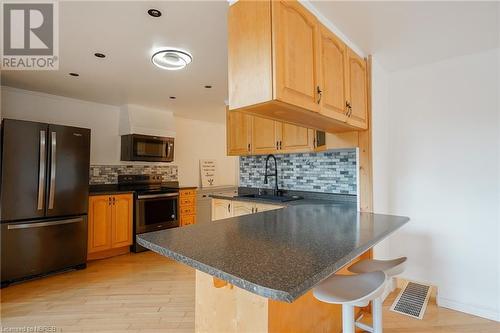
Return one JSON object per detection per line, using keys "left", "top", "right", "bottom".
{"left": 309, "top": 1, "right": 499, "bottom": 72}
{"left": 1, "top": 1, "right": 229, "bottom": 123}
{"left": 2, "top": 1, "right": 498, "bottom": 123}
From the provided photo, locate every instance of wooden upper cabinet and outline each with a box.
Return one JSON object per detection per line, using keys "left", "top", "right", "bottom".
{"left": 227, "top": 110, "right": 252, "bottom": 155}
{"left": 227, "top": 109, "right": 315, "bottom": 156}
{"left": 281, "top": 123, "right": 314, "bottom": 153}
{"left": 252, "top": 117, "right": 280, "bottom": 154}
{"left": 111, "top": 194, "right": 133, "bottom": 248}
{"left": 228, "top": 0, "right": 272, "bottom": 109}
{"left": 273, "top": 0, "right": 320, "bottom": 112}
{"left": 228, "top": 0, "right": 369, "bottom": 133}
{"left": 319, "top": 25, "right": 348, "bottom": 122}
{"left": 346, "top": 48, "right": 368, "bottom": 129}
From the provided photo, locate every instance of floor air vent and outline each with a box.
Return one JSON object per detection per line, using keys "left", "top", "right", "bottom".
{"left": 390, "top": 281, "right": 432, "bottom": 320}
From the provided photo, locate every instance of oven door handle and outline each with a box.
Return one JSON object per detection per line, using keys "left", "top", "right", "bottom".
{"left": 137, "top": 193, "right": 179, "bottom": 200}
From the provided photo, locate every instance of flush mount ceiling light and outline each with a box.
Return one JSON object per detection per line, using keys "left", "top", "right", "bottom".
{"left": 151, "top": 49, "right": 192, "bottom": 71}
{"left": 147, "top": 9, "right": 162, "bottom": 17}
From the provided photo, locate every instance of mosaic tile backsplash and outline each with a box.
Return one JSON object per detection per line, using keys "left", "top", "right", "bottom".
{"left": 89, "top": 165, "right": 178, "bottom": 185}
{"left": 239, "top": 150, "right": 357, "bottom": 195}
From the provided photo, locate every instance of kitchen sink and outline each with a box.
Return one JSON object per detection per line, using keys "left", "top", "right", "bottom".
{"left": 236, "top": 193, "right": 303, "bottom": 202}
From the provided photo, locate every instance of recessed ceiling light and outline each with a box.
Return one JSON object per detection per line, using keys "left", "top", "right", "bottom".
{"left": 204, "top": 85, "right": 212, "bottom": 89}
{"left": 148, "top": 9, "right": 162, "bottom": 17}
{"left": 69, "top": 73, "right": 79, "bottom": 77}
{"left": 169, "top": 96, "right": 176, "bottom": 100}
{"left": 94, "top": 52, "right": 106, "bottom": 58}
{"left": 152, "top": 49, "right": 192, "bottom": 71}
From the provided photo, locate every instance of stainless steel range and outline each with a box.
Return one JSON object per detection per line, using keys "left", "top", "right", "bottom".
{"left": 117, "top": 175, "right": 179, "bottom": 253}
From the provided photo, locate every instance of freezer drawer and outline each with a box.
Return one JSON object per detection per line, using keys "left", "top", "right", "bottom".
{"left": 1, "top": 216, "right": 87, "bottom": 283}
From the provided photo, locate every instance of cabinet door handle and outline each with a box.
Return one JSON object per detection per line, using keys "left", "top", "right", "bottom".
{"left": 8, "top": 217, "right": 83, "bottom": 230}
{"left": 228, "top": 203, "right": 231, "bottom": 213}
{"left": 313, "top": 138, "right": 316, "bottom": 148}
{"left": 345, "top": 101, "right": 353, "bottom": 117}
{"left": 113, "top": 197, "right": 116, "bottom": 205}
{"left": 108, "top": 197, "right": 112, "bottom": 206}
{"left": 247, "top": 143, "right": 251, "bottom": 152}
{"left": 276, "top": 141, "right": 279, "bottom": 150}
{"left": 316, "top": 86, "right": 322, "bottom": 104}
{"left": 279, "top": 141, "right": 282, "bottom": 150}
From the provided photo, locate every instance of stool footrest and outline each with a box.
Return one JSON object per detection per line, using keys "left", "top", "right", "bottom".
{"left": 355, "top": 320, "right": 374, "bottom": 333}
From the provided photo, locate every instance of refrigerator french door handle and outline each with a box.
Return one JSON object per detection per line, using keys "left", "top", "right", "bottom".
{"left": 48, "top": 131, "right": 57, "bottom": 209}
{"left": 7, "top": 217, "right": 84, "bottom": 230}
{"left": 37, "top": 130, "right": 46, "bottom": 210}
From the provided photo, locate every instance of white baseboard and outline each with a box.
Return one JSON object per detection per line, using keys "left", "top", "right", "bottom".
{"left": 437, "top": 296, "right": 500, "bottom": 322}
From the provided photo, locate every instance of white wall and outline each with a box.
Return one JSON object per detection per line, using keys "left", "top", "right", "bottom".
{"left": 174, "top": 116, "right": 238, "bottom": 187}
{"left": 371, "top": 58, "right": 392, "bottom": 258}
{"left": 372, "top": 49, "right": 500, "bottom": 321}
{"left": 1, "top": 87, "right": 238, "bottom": 187}
{"left": 497, "top": 44, "right": 500, "bottom": 320}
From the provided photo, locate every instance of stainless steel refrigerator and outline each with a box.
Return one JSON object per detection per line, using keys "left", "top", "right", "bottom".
{"left": 0, "top": 119, "right": 91, "bottom": 287}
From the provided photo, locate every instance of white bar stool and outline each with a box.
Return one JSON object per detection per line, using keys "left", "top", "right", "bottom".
{"left": 348, "top": 257, "right": 407, "bottom": 291}
{"left": 313, "top": 271, "right": 386, "bottom": 333}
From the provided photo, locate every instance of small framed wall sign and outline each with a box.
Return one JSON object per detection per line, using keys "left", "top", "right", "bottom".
{"left": 200, "top": 159, "right": 218, "bottom": 187}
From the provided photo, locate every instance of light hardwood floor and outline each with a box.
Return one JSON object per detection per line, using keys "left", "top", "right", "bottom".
{"left": 1, "top": 252, "right": 499, "bottom": 333}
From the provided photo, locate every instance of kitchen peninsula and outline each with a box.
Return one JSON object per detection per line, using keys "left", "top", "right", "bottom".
{"left": 138, "top": 198, "right": 409, "bottom": 332}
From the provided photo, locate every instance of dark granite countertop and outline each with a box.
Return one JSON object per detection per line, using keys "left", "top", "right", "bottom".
{"left": 137, "top": 200, "right": 409, "bottom": 303}
{"left": 88, "top": 184, "right": 135, "bottom": 196}
{"left": 176, "top": 186, "right": 198, "bottom": 190}
{"left": 88, "top": 183, "right": 197, "bottom": 195}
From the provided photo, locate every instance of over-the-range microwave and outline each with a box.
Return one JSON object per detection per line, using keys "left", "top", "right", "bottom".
{"left": 121, "top": 134, "right": 174, "bottom": 162}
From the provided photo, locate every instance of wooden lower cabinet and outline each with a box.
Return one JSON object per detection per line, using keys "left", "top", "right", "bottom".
{"left": 179, "top": 188, "right": 197, "bottom": 226}
{"left": 111, "top": 195, "right": 133, "bottom": 248}
{"left": 232, "top": 201, "right": 255, "bottom": 217}
{"left": 212, "top": 198, "right": 283, "bottom": 221}
{"left": 88, "top": 194, "right": 133, "bottom": 260}
{"left": 254, "top": 202, "right": 282, "bottom": 213}
{"left": 212, "top": 199, "right": 233, "bottom": 221}
{"left": 88, "top": 195, "right": 112, "bottom": 254}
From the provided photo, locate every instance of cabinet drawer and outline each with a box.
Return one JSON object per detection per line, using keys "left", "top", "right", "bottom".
{"left": 181, "top": 214, "right": 196, "bottom": 226}
{"left": 180, "top": 189, "right": 196, "bottom": 197}
{"left": 180, "top": 206, "right": 196, "bottom": 215}
{"left": 180, "top": 196, "right": 196, "bottom": 207}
